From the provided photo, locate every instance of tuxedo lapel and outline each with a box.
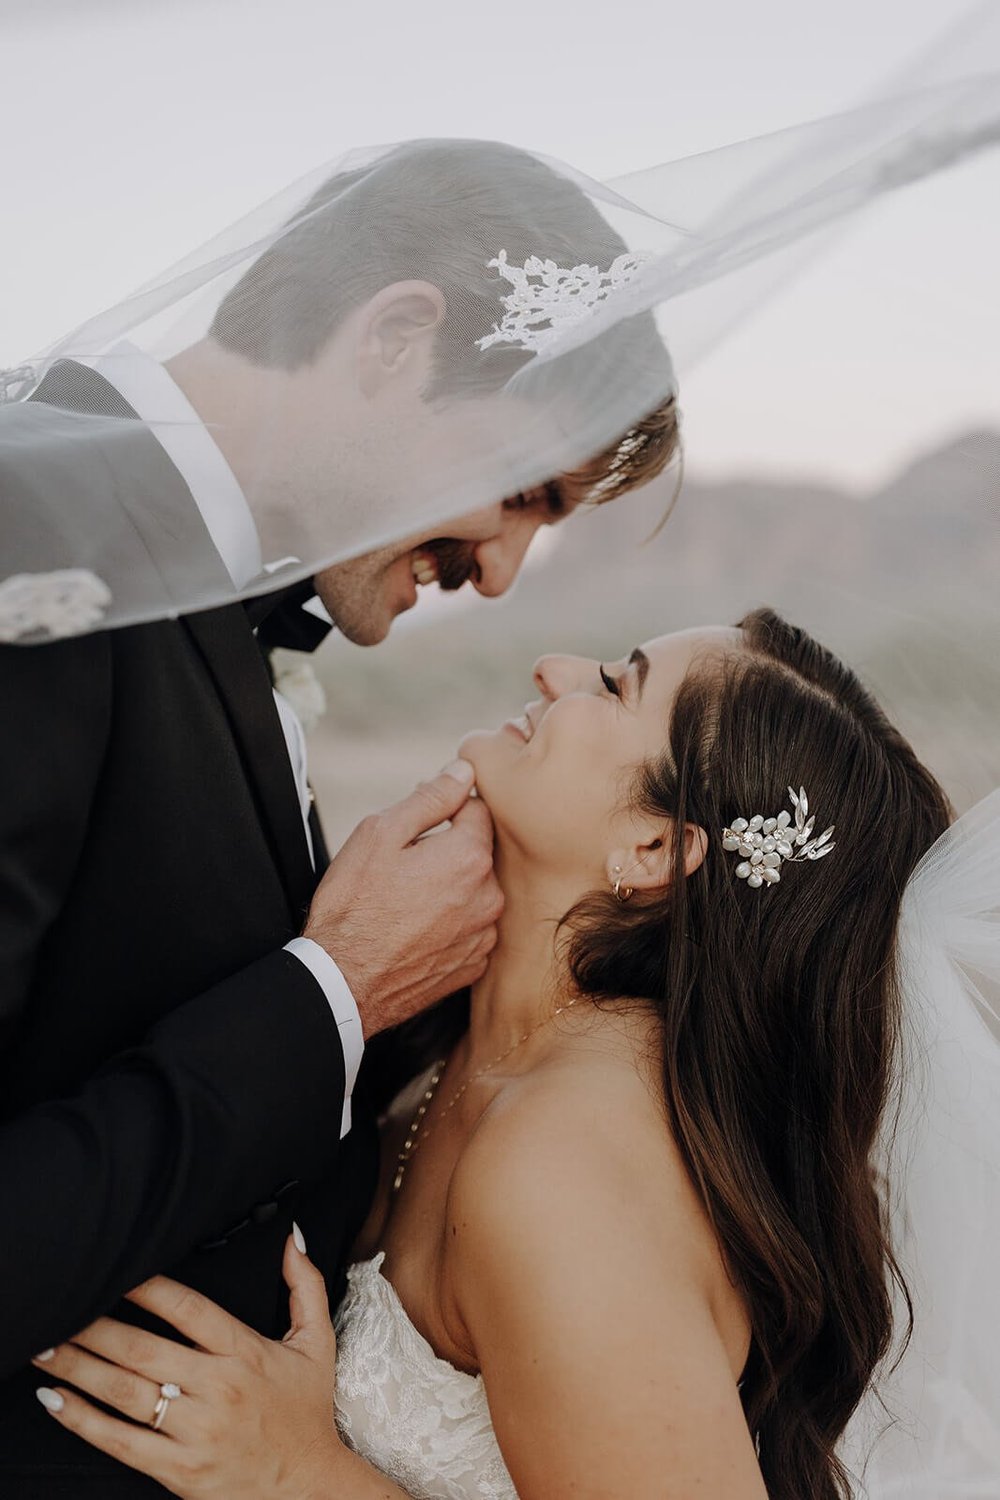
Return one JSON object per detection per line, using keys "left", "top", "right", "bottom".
{"left": 30, "top": 361, "right": 235, "bottom": 608}
{"left": 184, "top": 606, "right": 318, "bottom": 926}
{"left": 31, "top": 360, "right": 317, "bottom": 924}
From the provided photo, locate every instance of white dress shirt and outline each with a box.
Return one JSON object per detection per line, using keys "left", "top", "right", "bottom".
{"left": 93, "top": 343, "right": 364, "bottom": 1137}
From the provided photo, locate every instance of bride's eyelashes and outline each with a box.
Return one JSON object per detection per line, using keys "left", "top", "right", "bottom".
{"left": 599, "top": 665, "right": 622, "bottom": 699}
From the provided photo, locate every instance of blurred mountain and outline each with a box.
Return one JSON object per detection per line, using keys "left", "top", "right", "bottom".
{"left": 310, "top": 430, "right": 1000, "bottom": 841}
{"left": 547, "top": 427, "right": 1000, "bottom": 606}
{"left": 874, "top": 430, "right": 999, "bottom": 521}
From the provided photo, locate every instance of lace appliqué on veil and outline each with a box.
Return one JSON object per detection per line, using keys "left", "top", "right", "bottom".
{"left": 476, "top": 249, "right": 648, "bottom": 356}
{"left": 334, "top": 1254, "right": 517, "bottom": 1500}
{"left": 0, "top": 569, "right": 112, "bottom": 643}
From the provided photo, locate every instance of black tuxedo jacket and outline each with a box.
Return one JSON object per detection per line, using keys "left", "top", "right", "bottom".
{"left": 0, "top": 368, "right": 380, "bottom": 1495}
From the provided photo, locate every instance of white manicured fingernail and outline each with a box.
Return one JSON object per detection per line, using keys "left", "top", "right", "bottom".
{"left": 292, "top": 1220, "right": 307, "bottom": 1254}
{"left": 36, "top": 1388, "right": 64, "bottom": 1414}
{"left": 441, "top": 759, "right": 474, "bottom": 786}
{"left": 35, "top": 1349, "right": 55, "bottom": 1362}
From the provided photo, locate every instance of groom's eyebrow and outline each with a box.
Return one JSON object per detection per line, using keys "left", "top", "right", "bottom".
{"left": 628, "top": 647, "right": 650, "bottom": 700}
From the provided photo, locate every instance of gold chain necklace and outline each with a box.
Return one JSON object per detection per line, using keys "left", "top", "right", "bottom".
{"left": 392, "top": 998, "right": 581, "bottom": 1194}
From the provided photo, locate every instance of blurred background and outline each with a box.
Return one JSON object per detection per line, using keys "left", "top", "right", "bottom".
{"left": 308, "top": 427, "right": 999, "bottom": 846}
{"left": 2, "top": 0, "right": 997, "bottom": 841}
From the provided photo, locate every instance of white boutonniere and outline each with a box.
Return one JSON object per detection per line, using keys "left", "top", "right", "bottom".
{"left": 270, "top": 647, "right": 327, "bottom": 732}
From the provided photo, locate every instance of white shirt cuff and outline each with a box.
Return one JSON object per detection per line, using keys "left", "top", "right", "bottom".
{"left": 284, "top": 937, "right": 364, "bottom": 1139}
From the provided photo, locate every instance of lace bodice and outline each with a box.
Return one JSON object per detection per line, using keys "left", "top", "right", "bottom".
{"left": 334, "top": 1253, "right": 517, "bottom": 1499}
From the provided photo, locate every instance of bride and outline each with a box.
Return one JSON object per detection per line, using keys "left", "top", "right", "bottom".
{"left": 30, "top": 607, "right": 966, "bottom": 1498}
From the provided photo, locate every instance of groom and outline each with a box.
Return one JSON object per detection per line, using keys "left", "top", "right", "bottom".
{"left": 0, "top": 140, "right": 676, "bottom": 1494}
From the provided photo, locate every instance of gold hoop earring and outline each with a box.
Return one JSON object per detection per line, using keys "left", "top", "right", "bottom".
{"left": 611, "top": 865, "right": 634, "bottom": 903}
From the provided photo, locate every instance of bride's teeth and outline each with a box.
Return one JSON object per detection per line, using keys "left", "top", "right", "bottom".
{"left": 411, "top": 554, "right": 438, "bottom": 586}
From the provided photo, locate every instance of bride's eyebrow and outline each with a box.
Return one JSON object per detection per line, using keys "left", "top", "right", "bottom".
{"left": 628, "top": 647, "right": 650, "bottom": 701}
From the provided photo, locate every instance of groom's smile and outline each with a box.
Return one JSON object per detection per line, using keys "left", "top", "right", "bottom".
{"left": 313, "top": 483, "right": 574, "bottom": 646}
{"left": 411, "top": 538, "right": 480, "bottom": 592}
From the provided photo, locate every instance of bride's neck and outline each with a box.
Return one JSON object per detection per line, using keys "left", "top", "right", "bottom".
{"left": 466, "top": 840, "right": 585, "bottom": 1060}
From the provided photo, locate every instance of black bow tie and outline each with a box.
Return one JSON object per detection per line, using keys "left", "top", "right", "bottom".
{"left": 244, "top": 580, "right": 334, "bottom": 654}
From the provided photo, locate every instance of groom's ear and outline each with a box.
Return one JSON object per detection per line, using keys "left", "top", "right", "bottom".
{"left": 606, "top": 822, "right": 708, "bottom": 895}
{"left": 357, "top": 281, "right": 446, "bottom": 397}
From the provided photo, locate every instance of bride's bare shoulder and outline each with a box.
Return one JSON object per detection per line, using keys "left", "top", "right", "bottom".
{"left": 442, "top": 1014, "right": 762, "bottom": 1497}
{"left": 448, "top": 1010, "right": 718, "bottom": 1290}
{"left": 443, "top": 1009, "right": 754, "bottom": 1400}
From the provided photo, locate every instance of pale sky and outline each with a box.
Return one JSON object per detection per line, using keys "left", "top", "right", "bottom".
{"left": 1, "top": 0, "right": 997, "bottom": 487}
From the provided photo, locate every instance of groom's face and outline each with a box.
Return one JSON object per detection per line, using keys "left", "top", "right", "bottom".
{"left": 313, "top": 480, "right": 573, "bottom": 645}
{"left": 291, "top": 282, "right": 587, "bottom": 643}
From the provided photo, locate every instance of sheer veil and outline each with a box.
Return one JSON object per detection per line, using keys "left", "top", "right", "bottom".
{"left": 840, "top": 791, "right": 1000, "bottom": 1495}
{"left": 0, "top": 3, "right": 998, "bottom": 1488}
{"left": 0, "top": 9, "right": 997, "bottom": 637}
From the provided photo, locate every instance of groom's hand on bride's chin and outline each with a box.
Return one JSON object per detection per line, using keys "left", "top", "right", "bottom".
{"left": 303, "top": 760, "right": 502, "bottom": 1038}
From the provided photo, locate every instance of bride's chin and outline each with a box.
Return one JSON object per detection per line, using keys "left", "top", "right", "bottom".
{"left": 456, "top": 729, "right": 513, "bottom": 809}
{"left": 457, "top": 726, "right": 500, "bottom": 766}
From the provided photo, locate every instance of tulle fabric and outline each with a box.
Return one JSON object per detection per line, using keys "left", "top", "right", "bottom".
{"left": 0, "top": 9, "right": 997, "bottom": 635}
{"left": 840, "top": 791, "right": 1000, "bottom": 1495}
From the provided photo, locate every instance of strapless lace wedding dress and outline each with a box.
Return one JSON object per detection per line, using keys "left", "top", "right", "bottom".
{"left": 334, "top": 1253, "right": 517, "bottom": 1499}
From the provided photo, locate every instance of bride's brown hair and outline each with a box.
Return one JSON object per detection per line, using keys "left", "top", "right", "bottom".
{"left": 562, "top": 607, "right": 951, "bottom": 1500}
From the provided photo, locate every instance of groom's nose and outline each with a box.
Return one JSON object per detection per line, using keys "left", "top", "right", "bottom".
{"left": 470, "top": 517, "right": 541, "bottom": 598}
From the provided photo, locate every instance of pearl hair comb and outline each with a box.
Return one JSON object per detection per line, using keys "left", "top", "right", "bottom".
{"left": 722, "top": 787, "right": 835, "bottom": 889}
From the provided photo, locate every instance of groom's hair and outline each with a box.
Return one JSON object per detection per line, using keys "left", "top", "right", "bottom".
{"left": 211, "top": 139, "right": 679, "bottom": 507}
{"left": 560, "top": 607, "right": 952, "bottom": 1500}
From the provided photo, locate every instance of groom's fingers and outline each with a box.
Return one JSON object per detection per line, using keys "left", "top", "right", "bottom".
{"left": 303, "top": 756, "right": 501, "bottom": 1031}
{"left": 447, "top": 790, "right": 495, "bottom": 848}
{"left": 448, "top": 949, "right": 499, "bottom": 994}
{"left": 428, "top": 926, "right": 501, "bottom": 998}
{"left": 389, "top": 760, "right": 477, "bottom": 846}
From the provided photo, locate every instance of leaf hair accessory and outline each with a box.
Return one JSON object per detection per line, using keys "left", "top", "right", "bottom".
{"left": 722, "top": 786, "right": 835, "bottom": 889}
{"left": 476, "top": 248, "right": 650, "bottom": 356}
